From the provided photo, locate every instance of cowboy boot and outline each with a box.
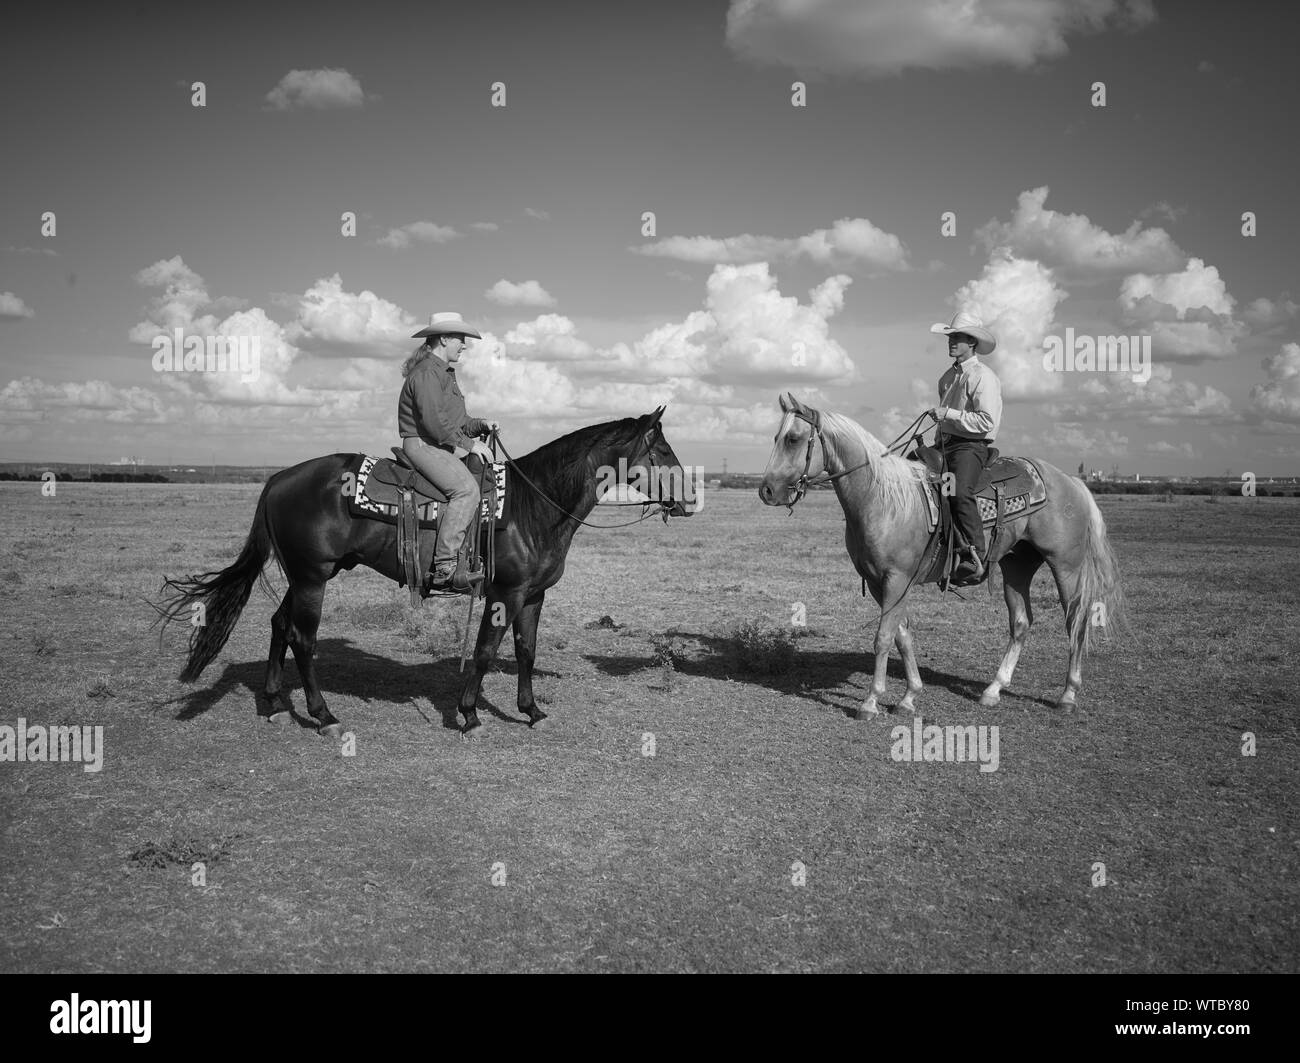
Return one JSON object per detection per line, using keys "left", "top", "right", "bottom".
{"left": 448, "top": 536, "right": 484, "bottom": 594}
{"left": 952, "top": 546, "right": 985, "bottom": 585}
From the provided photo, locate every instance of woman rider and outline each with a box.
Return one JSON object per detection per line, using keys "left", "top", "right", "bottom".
{"left": 397, "top": 311, "right": 498, "bottom": 593}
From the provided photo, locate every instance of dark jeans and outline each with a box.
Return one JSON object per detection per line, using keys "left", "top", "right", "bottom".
{"left": 941, "top": 437, "right": 991, "bottom": 554}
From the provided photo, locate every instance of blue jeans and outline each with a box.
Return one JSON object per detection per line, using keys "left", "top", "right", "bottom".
{"left": 401, "top": 437, "right": 480, "bottom": 567}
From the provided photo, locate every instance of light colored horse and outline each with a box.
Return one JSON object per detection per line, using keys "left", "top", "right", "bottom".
{"left": 758, "top": 394, "right": 1124, "bottom": 716}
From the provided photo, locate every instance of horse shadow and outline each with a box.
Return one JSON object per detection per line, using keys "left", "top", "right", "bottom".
{"left": 583, "top": 627, "right": 1056, "bottom": 717}
{"left": 164, "top": 637, "right": 558, "bottom": 732}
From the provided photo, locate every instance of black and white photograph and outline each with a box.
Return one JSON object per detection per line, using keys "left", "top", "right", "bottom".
{"left": 1, "top": 0, "right": 1294, "bottom": 1018}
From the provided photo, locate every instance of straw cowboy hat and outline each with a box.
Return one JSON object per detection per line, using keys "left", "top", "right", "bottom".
{"left": 929, "top": 310, "right": 997, "bottom": 355}
{"left": 412, "top": 311, "right": 482, "bottom": 339}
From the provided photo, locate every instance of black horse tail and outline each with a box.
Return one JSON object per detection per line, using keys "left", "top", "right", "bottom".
{"left": 156, "top": 482, "right": 280, "bottom": 682}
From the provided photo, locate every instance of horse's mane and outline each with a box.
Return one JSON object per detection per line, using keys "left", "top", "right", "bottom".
{"left": 508, "top": 417, "right": 642, "bottom": 534}
{"left": 817, "top": 411, "right": 929, "bottom": 523}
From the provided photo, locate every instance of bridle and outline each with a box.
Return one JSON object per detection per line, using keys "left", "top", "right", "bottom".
{"left": 491, "top": 423, "right": 681, "bottom": 529}
{"left": 783, "top": 407, "right": 871, "bottom": 511}
{"left": 782, "top": 407, "right": 935, "bottom": 512}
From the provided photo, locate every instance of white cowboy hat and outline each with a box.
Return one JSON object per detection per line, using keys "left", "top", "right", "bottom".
{"left": 929, "top": 310, "right": 997, "bottom": 355}
{"left": 412, "top": 311, "right": 482, "bottom": 339}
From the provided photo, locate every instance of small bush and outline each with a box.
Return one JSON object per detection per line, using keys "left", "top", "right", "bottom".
{"left": 86, "top": 675, "right": 114, "bottom": 699}
{"left": 731, "top": 620, "right": 796, "bottom": 675}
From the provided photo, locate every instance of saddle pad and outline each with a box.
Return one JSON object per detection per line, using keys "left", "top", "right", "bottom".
{"left": 922, "top": 456, "right": 1047, "bottom": 533}
{"left": 348, "top": 454, "right": 505, "bottom": 526}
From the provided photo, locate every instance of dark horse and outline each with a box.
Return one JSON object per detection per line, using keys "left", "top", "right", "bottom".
{"left": 159, "top": 407, "right": 691, "bottom": 735}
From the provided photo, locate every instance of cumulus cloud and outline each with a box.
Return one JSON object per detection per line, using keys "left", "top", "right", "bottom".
{"left": 976, "top": 187, "right": 1186, "bottom": 278}
{"left": 633, "top": 217, "right": 909, "bottom": 272}
{"left": 453, "top": 263, "right": 858, "bottom": 435}
{"left": 946, "top": 249, "right": 1070, "bottom": 399}
{"left": 485, "top": 279, "right": 557, "bottom": 307}
{"left": 524, "top": 208, "right": 551, "bottom": 221}
{"left": 0, "top": 377, "right": 171, "bottom": 424}
{"left": 504, "top": 315, "right": 593, "bottom": 361}
{"left": 1249, "top": 343, "right": 1300, "bottom": 424}
{"left": 1119, "top": 258, "right": 1245, "bottom": 361}
{"left": 1120, "top": 257, "right": 1234, "bottom": 317}
{"left": 1044, "top": 363, "right": 1234, "bottom": 424}
{"left": 129, "top": 256, "right": 309, "bottom": 406}
{"left": 285, "top": 274, "right": 418, "bottom": 358}
{"left": 0, "top": 292, "right": 34, "bottom": 319}
{"left": 725, "top": 0, "right": 1156, "bottom": 77}
{"left": 1243, "top": 296, "right": 1299, "bottom": 333}
{"left": 265, "top": 68, "right": 369, "bottom": 110}
{"left": 375, "top": 221, "right": 460, "bottom": 249}
{"left": 470, "top": 222, "right": 500, "bottom": 232}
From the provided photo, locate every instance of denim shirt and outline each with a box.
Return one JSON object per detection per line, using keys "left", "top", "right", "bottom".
{"left": 397, "top": 351, "right": 486, "bottom": 449}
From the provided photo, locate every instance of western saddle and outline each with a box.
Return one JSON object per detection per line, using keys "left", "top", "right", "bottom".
{"left": 907, "top": 443, "right": 1048, "bottom": 590}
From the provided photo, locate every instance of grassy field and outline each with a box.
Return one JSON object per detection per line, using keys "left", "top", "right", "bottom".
{"left": 1, "top": 481, "right": 1297, "bottom": 972}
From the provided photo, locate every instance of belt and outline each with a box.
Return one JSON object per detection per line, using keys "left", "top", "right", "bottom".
{"left": 402, "top": 436, "right": 455, "bottom": 453}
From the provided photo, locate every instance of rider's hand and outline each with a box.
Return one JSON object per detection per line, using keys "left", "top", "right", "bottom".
{"left": 929, "top": 406, "right": 947, "bottom": 422}
{"left": 471, "top": 440, "right": 494, "bottom": 461}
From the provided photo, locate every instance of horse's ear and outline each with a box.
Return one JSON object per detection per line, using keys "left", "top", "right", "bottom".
{"left": 778, "top": 393, "right": 790, "bottom": 412}
{"left": 787, "top": 392, "right": 804, "bottom": 413}
{"left": 651, "top": 405, "right": 665, "bottom": 424}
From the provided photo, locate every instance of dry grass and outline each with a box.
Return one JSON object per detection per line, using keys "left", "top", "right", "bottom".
{"left": 1, "top": 482, "right": 1297, "bottom": 972}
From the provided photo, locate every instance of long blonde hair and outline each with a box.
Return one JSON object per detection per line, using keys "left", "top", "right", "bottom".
{"left": 401, "top": 339, "right": 439, "bottom": 378}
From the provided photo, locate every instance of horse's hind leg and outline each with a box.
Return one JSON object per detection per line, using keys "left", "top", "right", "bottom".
{"left": 981, "top": 545, "right": 1043, "bottom": 707}
{"left": 282, "top": 575, "right": 341, "bottom": 736}
{"left": 262, "top": 589, "right": 295, "bottom": 721}
{"left": 1046, "top": 559, "right": 1085, "bottom": 710}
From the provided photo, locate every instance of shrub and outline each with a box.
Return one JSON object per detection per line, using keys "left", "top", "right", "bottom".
{"left": 731, "top": 619, "right": 796, "bottom": 675}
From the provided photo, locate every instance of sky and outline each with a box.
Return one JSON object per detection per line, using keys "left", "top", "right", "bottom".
{"left": 1, "top": 0, "right": 1297, "bottom": 476}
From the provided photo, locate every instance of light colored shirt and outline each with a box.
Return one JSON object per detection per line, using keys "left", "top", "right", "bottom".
{"left": 936, "top": 355, "right": 1002, "bottom": 442}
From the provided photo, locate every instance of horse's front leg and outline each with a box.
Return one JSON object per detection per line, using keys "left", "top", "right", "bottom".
{"left": 512, "top": 590, "right": 546, "bottom": 727}
{"left": 858, "top": 577, "right": 910, "bottom": 719}
{"left": 457, "top": 589, "right": 524, "bottom": 735}
{"left": 894, "top": 614, "right": 923, "bottom": 714}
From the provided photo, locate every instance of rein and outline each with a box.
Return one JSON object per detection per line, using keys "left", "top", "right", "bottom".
{"left": 490, "top": 429, "right": 675, "bottom": 530}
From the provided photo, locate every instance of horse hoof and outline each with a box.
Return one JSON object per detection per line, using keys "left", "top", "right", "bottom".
{"left": 266, "top": 711, "right": 291, "bottom": 726}
{"left": 460, "top": 723, "right": 483, "bottom": 741}
{"left": 525, "top": 709, "right": 548, "bottom": 728}
{"left": 856, "top": 704, "right": 880, "bottom": 721}
{"left": 897, "top": 696, "right": 918, "bottom": 714}
{"left": 979, "top": 694, "right": 999, "bottom": 708}
{"left": 319, "top": 723, "right": 343, "bottom": 739}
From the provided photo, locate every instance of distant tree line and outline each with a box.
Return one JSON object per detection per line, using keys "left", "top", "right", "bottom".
{"left": 1086, "top": 481, "right": 1298, "bottom": 497}
{"left": 0, "top": 472, "right": 171, "bottom": 483}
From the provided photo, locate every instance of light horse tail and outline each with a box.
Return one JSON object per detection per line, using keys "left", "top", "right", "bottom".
{"left": 155, "top": 481, "right": 280, "bottom": 682}
{"left": 1071, "top": 482, "right": 1126, "bottom": 658}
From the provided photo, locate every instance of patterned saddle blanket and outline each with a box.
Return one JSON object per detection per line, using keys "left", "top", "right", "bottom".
{"left": 911, "top": 448, "right": 1048, "bottom": 533}
{"left": 346, "top": 451, "right": 506, "bottom": 527}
